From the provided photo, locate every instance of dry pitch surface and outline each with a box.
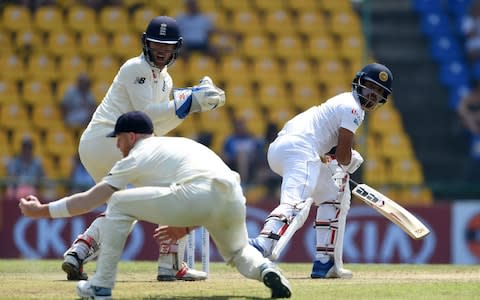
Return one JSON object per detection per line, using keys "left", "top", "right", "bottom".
{"left": 0, "top": 260, "right": 479, "bottom": 299}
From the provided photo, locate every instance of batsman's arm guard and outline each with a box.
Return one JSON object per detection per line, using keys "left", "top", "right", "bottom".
{"left": 271, "top": 198, "right": 313, "bottom": 260}
{"left": 341, "top": 150, "right": 364, "bottom": 174}
{"left": 173, "top": 76, "right": 226, "bottom": 119}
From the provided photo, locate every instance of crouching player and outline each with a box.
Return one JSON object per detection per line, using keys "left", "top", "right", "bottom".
{"left": 248, "top": 63, "right": 394, "bottom": 278}
{"left": 19, "top": 111, "right": 292, "bottom": 299}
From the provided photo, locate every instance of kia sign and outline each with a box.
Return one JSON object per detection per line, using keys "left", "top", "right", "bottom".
{"left": 0, "top": 200, "right": 454, "bottom": 263}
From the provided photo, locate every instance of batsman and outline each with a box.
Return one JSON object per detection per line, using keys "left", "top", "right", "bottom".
{"left": 249, "top": 63, "right": 394, "bottom": 278}
{"left": 62, "top": 16, "right": 225, "bottom": 281}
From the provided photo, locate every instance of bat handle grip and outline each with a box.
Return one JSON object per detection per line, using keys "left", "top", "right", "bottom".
{"left": 349, "top": 179, "right": 358, "bottom": 188}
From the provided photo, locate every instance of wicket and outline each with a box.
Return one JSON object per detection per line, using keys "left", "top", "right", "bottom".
{"left": 186, "top": 227, "right": 210, "bottom": 273}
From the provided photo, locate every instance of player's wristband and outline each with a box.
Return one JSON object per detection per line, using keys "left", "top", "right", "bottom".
{"left": 48, "top": 197, "right": 70, "bottom": 218}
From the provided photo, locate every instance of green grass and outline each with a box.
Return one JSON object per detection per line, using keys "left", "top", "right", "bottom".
{"left": 0, "top": 260, "right": 479, "bottom": 299}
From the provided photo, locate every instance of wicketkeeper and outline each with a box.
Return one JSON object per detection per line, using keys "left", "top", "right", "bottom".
{"left": 62, "top": 16, "right": 225, "bottom": 282}
{"left": 249, "top": 63, "right": 394, "bottom": 278}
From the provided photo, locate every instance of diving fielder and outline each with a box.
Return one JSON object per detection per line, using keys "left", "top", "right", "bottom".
{"left": 19, "top": 111, "right": 292, "bottom": 299}
{"left": 63, "top": 16, "right": 225, "bottom": 281}
{"left": 249, "top": 63, "right": 394, "bottom": 278}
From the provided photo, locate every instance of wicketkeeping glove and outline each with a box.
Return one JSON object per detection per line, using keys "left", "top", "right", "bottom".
{"left": 173, "top": 76, "right": 226, "bottom": 119}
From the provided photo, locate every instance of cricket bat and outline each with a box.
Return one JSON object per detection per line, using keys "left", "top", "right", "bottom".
{"left": 350, "top": 179, "right": 430, "bottom": 240}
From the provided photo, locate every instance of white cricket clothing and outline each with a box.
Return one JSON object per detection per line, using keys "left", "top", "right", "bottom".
{"left": 90, "top": 137, "right": 271, "bottom": 288}
{"left": 268, "top": 92, "right": 364, "bottom": 206}
{"left": 79, "top": 54, "right": 183, "bottom": 182}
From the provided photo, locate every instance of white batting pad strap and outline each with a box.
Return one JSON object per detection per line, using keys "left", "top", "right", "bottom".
{"left": 48, "top": 197, "right": 70, "bottom": 218}
{"left": 342, "top": 150, "right": 364, "bottom": 174}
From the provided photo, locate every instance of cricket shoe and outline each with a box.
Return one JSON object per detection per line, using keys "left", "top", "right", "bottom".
{"left": 310, "top": 258, "right": 353, "bottom": 279}
{"left": 157, "top": 262, "right": 207, "bottom": 281}
{"left": 62, "top": 252, "right": 88, "bottom": 281}
{"left": 260, "top": 263, "right": 292, "bottom": 298}
{"left": 76, "top": 280, "right": 112, "bottom": 300}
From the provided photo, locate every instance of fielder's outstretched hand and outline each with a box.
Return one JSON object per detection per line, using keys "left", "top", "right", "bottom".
{"left": 153, "top": 225, "right": 191, "bottom": 244}
{"left": 18, "top": 195, "right": 45, "bottom": 219}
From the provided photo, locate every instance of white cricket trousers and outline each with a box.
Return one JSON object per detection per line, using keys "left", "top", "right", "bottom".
{"left": 90, "top": 174, "right": 270, "bottom": 288}
{"left": 78, "top": 124, "right": 121, "bottom": 183}
{"left": 267, "top": 134, "right": 338, "bottom": 206}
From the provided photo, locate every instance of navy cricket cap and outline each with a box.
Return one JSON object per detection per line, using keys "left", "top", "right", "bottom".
{"left": 106, "top": 111, "right": 154, "bottom": 137}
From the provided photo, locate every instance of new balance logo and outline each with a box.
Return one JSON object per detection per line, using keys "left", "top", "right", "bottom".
{"left": 135, "top": 77, "right": 146, "bottom": 84}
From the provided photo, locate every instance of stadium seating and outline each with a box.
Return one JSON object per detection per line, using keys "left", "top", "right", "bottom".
{"left": 33, "top": 5, "right": 65, "bottom": 34}
{"left": 0, "top": 1, "right": 430, "bottom": 202}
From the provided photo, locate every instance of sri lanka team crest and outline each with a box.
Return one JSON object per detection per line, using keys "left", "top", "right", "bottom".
{"left": 379, "top": 71, "right": 389, "bottom": 82}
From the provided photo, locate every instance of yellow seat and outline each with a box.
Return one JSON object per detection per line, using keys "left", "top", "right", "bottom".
{"left": 285, "top": 0, "right": 320, "bottom": 12}
{"left": 111, "top": 32, "right": 142, "bottom": 59}
{"left": 198, "top": 109, "right": 232, "bottom": 136}
{"left": 89, "top": 55, "right": 119, "bottom": 82}
{"left": 27, "top": 53, "right": 58, "bottom": 82}
{"left": 218, "top": 0, "right": 252, "bottom": 11}
{"left": 251, "top": 0, "right": 286, "bottom": 12}
{"left": 0, "top": 31, "right": 14, "bottom": 56}
{"left": 369, "top": 107, "right": 404, "bottom": 135}
{"left": 251, "top": 57, "right": 282, "bottom": 84}
{"left": 224, "top": 80, "right": 256, "bottom": 111}
{"left": 263, "top": 10, "right": 295, "bottom": 36}
{"left": 363, "top": 158, "right": 388, "bottom": 185}
{"left": 284, "top": 58, "right": 315, "bottom": 84}
{"left": 167, "top": 60, "right": 189, "bottom": 87}
{"left": 274, "top": 34, "right": 304, "bottom": 60}
{"left": 317, "top": 59, "right": 349, "bottom": 88}
{"left": 268, "top": 106, "right": 295, "bottom": 128}
{"left": 46, "top": 31, "right": 78, "bottom": 58}
{"left": 99, "top": 6, "right": 130, "bottom": 34}
{"left": 305, "top": 34, "right": 339, "bottom": 61}
{"left": 58, "top": 55, "right": 89, "bottom": 84}
{"left": 231, "top": 10, "right": 263, "bottom": 36}
{"left": 233, "top": 107, "right": 266, "bottom": 136}
{"left": 23, "top": 79, "right": 55, "bottom": 106}
{"left": 0, "top": 53, "right": 26, "bottom": 82}
{"left": 380, "top": 132, "right": 414, "bottom": 160}
{"left": 241, "top": 33, "right": 272, "bottom": 59}
{"left": 131, "top": 6, "right": 157, "bottom": 34}
{"left": 15, "top": 28, "right": 44, "bottom": 53}
{"left": 398, "top": 186, "right": 433, "bottom": 206}
{"left": 339, "top": 34, "right": 365, "bottom": 64}
{"left": 2, "top": 5, "right": 32, "bottom": 33}
{"left": 388, "top": 158, "right": 424, "bottom": 185}
{"left": 79, "top": 31, "right": 110, "bottom": 58}
{"left": 297, "top": 11, "right": 329, "bottom": 36}
{"left": 258, "top": 82, "right": 288, "bottom": 109}
{"left": 323, "top": 81, "right": 350, "bottom": 99}
{"left": 31, "top": 103, "right": 64, "bottom": 132}
{"left": 0, "top": 103, "right": 31, "bottom": 131}
{"left": 319, "top": 0, "right": 353, "bottom": 14}
{"left": 206, "top": 11, "right": 228, "bottom": 29}
{"left": 195, "top": 0, "right": 219, "bottom": 13}
{"left": 185, "top": 54, "right": 218, "bottom": 83}
{"left": 291, "top": 81, "right": 322, "bottom": 110}
{"left": 0, "top": 130, "right": 12, "bottom": 157}
{"left": 44, "top": 127, "right": 76, "bottom": 157}
{"left": 91, "top": 79, "right": 112, "bottom": 104}
{"left": 0, "top": 79, "right": 20, "bottom": 105}
{"left": 210, "top": 31, "right": 238, "bottom": 56}
{"left": 329, "top": 11, "right": 362, "bottom": 37}
{"left": 33, "top": 5, "right": 65, "bottom": 34}
{"left": 66, "top": 5, "right": 98, "bottom": 34}
{"left": 11, "top": 129, "right": 43, "bottom": 156}
{"left": 218, "top": 56, "right": 250, "bottom": 83}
